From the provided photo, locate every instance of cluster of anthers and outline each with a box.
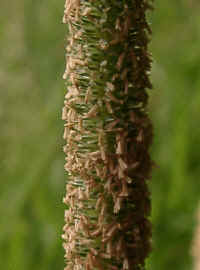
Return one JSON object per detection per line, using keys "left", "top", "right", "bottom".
{"left": 62, "top": 0, "right": 153, "bottom": 269}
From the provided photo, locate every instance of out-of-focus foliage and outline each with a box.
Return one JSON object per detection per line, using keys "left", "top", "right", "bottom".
{"left": 149, "top": 1, "right": 200, "bottom": 270}
{"left": 0, "top": 1, "right": 199, "bottom": 270}
{"left": 0, "top": 1, "right": 66, "bottom": 269}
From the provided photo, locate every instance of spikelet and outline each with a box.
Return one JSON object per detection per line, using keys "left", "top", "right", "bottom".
{"left": 62, "top": 0, "right": 154, "bottom": 269}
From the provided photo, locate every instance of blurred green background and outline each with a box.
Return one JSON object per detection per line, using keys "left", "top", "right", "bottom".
{"left": 0, "top": 1, "right": 200, "bottom": 270}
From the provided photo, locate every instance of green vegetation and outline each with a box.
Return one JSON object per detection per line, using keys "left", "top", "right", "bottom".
{"left": 149, "top": 1, "right": 200, "bottom": 269}
{"left": 0, "top": 1, "right": 200, "bottom": 270}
